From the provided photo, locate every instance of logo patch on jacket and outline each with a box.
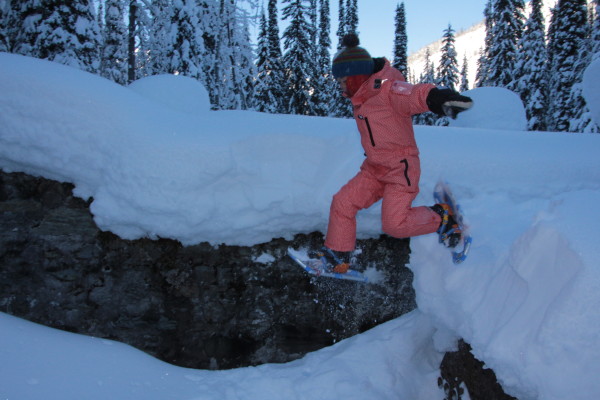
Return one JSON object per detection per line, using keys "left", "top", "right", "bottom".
{"left": 391, "top": 81, "right": 413, "bottom": 95}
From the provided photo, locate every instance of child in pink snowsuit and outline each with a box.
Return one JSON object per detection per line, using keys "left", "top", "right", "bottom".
{"left": 319, "top": 34, "right": 473, "bottom": 272}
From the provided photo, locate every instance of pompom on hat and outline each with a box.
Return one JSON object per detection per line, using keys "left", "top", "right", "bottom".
{"left": 332, "top": 34, "right": 374, "bottom": 79}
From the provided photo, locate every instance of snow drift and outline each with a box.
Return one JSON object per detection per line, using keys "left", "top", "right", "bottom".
{"left": 2, "top": 52, "right": 600, "bottom": 399}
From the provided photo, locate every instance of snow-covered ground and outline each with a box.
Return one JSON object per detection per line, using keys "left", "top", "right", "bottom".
{"left": 1, "top": 52, "right": 600, "bottom": 399}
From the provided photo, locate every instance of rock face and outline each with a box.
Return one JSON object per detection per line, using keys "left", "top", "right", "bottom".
{"left": 439, "top": 340, "right": 518, "bottom": 400}
{"left": 0, "top": 170, "right": 415, "bottom": 369}
{"left": 0, "top": 170, "right": 518, "bottom": 399}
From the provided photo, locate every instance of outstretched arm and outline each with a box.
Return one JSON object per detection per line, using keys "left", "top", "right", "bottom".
{"left": 426, "top": 88, "right": 473, "bottom": 119}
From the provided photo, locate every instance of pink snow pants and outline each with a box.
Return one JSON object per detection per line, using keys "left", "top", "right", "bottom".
{"left": 324, "top": 157, "right": 441, "bottom": 252}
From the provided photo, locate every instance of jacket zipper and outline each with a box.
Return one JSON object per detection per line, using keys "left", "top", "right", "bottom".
{"left": 359, "top": 115, "right": 376, "bottom": 147}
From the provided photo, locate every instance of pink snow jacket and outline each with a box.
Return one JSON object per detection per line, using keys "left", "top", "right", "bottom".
{"left": 349, "top": 59, "right": 435, "bottom": 169}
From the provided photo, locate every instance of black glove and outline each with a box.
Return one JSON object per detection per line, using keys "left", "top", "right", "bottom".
{"left": 426, "top": 88, "right": 473, "bottom": 119}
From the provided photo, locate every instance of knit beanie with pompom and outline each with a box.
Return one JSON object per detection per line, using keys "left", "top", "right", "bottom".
{"left": 332, "top": 34, "right": 374, "bottom": 79}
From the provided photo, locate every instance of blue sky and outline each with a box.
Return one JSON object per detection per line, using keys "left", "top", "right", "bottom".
{"left": 253, "top": 0, "right": 489, "bottom": 58}
{"left": 350, "top": 0, "right": 488, "bottom": 57}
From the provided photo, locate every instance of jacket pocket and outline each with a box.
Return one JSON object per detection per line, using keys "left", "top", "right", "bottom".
{"left": 358, "top": 115, "right": 375, "bottom": 147}
{"left": 400, "top": 158, "right": 411, "bottom": 186}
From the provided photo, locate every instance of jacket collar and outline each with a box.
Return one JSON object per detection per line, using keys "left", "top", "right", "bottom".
{"left": 350, "top": 58, "right": 402, "bottom": 106}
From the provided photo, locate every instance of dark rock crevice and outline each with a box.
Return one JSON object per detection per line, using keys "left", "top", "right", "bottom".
{"left": 0, "top": 170, "right": 414, "bottom": 369}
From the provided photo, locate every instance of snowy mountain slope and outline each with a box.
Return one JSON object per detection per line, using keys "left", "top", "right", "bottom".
{"left": 1, "top": 52, "right": 600, "bottom": 399}
{"left": 407, "top": 0, "right": 560, "bottom": 87}
{"left": 408, "top": 22, "right": 485, "bottom": 86}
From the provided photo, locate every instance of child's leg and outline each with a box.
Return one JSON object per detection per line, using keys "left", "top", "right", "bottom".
{"left": 380, "top": 184, "right": 440, "bottom": 238}
{"left": 324, "top": 169, "right": 384, "bottom": 252}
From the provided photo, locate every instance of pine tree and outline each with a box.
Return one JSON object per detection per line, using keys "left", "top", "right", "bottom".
{"left": 336, "top": 0, "right": 345, "bottom": 48}
{"left": 10, "top": 0, "right": 44, "bottom": 57}
{"left": 308, "top": 0, "right": 318, "bottom": 48}
{"left": 267, "top": 0, "right": 282, "bottom": 60}
{"left": 335, "top": 0, "right": 357, "bottom": 47}
{"left": 312, "top": 0, "right": 334, "bottom": 116}
{"left": 197, "top": 1, "right": 220, "bottom": 109}
{"left": 282, "top": 0, "right": 317, "bottom": 115}
{"left": 414, "top": 49, "right": 438, "bottom": 125}
{"left": 486, "top": 0, "right": 525, "bottom": 87}
{"left": 512, "top": 0, "right": 548, "bottom": 131}
{"left": 330, "top": 0, "right": 359, "bottom": 117}
{"left": 233, "top": 7, "right": 257, "bottom": 110}
{"left": 547, "top": 0, "right": 589, "bottom": 132}
{"left": 214, "top": 0, "right": 255, "bottom": 110}
{"left": 100, "top": 0, "right": 127, "bottom": 84}
{"left": 592, "top": 0, "right": 600, "bottom": 59}
{"left": 97, "top": 1, "right": 104, "bottom": 32}
{"left": 460, "top": 54, "right": 470, "bottom": 92}
{"left": 145, "top": 0, "right": 173, "bottom": 76}
{"left": 567, "top": 2, "right": 597, "bottom": 133}
{"left": 254, "top": 11, "right": 280, "bottom": 113}
{"left": 265, "top": 0, "right": 286, "bottom": 113}
{"left": 476, "top": 0, "right": 494, "bottom": 87}
{"left": 126, "top": 1, "right": 137, "bottom": 83}
{"left": 35, "top": 0, "right": 101, "bottom": 73}
{"left": 168, "top": 0, "right": 204, "bottom": 79}
{"left": 437, "top": 24, "right": 459, "bottom": 91}
{"left": 134, "top": 3, "right": 155, "bottom": 78}
{"left": 393, "top": 2, "right": 408, "bottom": 76}
{"left": 0, "top": 0, "right": 9, "bottom": 52}
{"left": 346, "top": 0, "right": 358, "bottom": 34}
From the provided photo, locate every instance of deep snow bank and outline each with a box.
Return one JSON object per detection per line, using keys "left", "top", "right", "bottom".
{"left": 2, "top": 52, "right": 600, "bottom": 399}
{"left": 0, "top": 310, "right": 443, "bottom": 400}
{"left": 2, "top": 52, "right": 599, "bottom": 247}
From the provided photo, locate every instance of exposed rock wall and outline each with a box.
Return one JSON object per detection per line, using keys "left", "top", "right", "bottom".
{"left": 439, "top": 340, "right": 518, "bottom": 400}
{"left": 0, "top": 170, "right": 415, "bottom": 369}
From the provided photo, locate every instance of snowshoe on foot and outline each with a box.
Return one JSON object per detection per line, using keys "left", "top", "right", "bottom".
{"left": 431, "top": 203, "right": 462, "bottom": 248}
{"left": 287, "top": 247, "right": 368, "bottom": 282}
{"left": 308, "top": 247, "right": 352, "bottom": 274}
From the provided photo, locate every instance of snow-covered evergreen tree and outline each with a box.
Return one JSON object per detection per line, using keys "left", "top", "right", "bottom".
{"left": 486, "top": 0, "right": 525, "bottom": 87}
{"left": 437, "top": 24, "right": 459, "bottom": 91}
{"left": 308, "top": 0, "right": 318, "bottom": 48}
{"left": 100, "top": 0, "right": 127, "bottom": 85}
{"left": 213, "top": 0, "right": 255, "bottom": 110}
{"left": 267, "top": 0, "right": 282, "bottom": 60}
{"left": 346, "top": 0, "right": 358, "bottom": 34}
{"left": 460, "top": 54, "right": 470, "bottom": 92}
{"left": 0, "top": 0, "right": 9, "bottom": 52}
{"left": 312, "top": 0, "right": 334, "bottom": 116}
{"left": 133, "top": 1, "right": 159, "bottom": 79}
{"left": 335, "top": 0, "right": 345, "bottom": 48}
{"left": 10, "top": 0, "right": 44, "bottom": 57}
{"left": 547, "top": 0, "right": 590, "bottom": 132}
{"left": 97, "top": 1, "right": 104, "bottom": 31}
{"left": 511, "top": 0, "right": 548, "bottom": 131}
{"left": 330, "top": 0, "right": 359, "bottom": 117}
{"left": 335, "top": 0, "right": 357, "bottom": 47}
{"left": 414, "top": 48, "right": 438, "bottom": 126}
{"left": 196, "top": 1, "right": 220, "bottom": 109}
{"left": 125, "top": 1, "right": 138, "bottom": 83}
{"left": 35, "top": 0, "right": 101, "bottom": 73}
{"left": 567, "top": 2, "right": 597, "bottom": 133}
{"left": 282, "top": 0, "right": 317, "bottom": 115}
{"left": 393, "top": 2, "right": 408, "bottom": 76}
{"left": 254, "top": 11, "right": 280, "bottom": 113}
{"left": 144, "top": 0, "right": 173, "bottom": 76}
{"left": 476, "top": 0, "right": 494, "bottom": 87}
{"left": 265, "top": 0, "right": 286, "bottom": 113}
{"left": 167, "top": 0, "right": 204, "bottom": 79}
{"left": 592, "top": 0, "right": 600, "bottom": 59}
